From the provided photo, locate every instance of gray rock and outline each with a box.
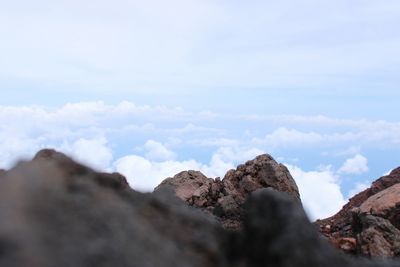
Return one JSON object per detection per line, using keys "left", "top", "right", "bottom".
{"left": 0, "top": 150, "right": 399, "bottom": 267}
{"left": 355, "top": 214, "right": 400, "bottom": 258}
{"left": 225, "top": 189, "right": 400, "bottom": 267}
{"left": 0, "top": 150, "right": 221, "bottom": 267}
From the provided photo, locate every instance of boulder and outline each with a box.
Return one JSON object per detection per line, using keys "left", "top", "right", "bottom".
{"left": 223, "top": 154, "right": 300, "bottom": 202}
{"left": 317, "top": 167, "right": 400, "bottom": 258}
{"left": 155, "top": 170, "right": 213, "bottom": 203}
{"left": 0, "top": 150, "right": 399, "bottom": 267}
{"left": 360, "top": 184, "right": 400, "bottom": 229}
{"left": 354, "top": 214, "right": 400, "bottom": 258}
{"left": 155, "top": 154, "right": 301, "bottom": 230}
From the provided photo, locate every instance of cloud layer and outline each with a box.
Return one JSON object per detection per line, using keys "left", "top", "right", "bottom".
{"left": 0, "top": 101, "right": 398, "bottom": 219}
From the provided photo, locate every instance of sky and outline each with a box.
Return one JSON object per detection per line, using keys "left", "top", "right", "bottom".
{"left": 1, "top": 0, "right": 400, "bottom": 220}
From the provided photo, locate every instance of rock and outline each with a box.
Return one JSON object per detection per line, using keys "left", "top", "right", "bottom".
{"left": 360, "top": 184, "right": 400, "bottom": 228}
{"left": 317, "top": 167, "right": 400, "bottom": 257}
{"left": 0, "top": 150, "right": 221, "bottom": 267}
{"left": 225, "top": 189, "right": 396, "bottom": 267}
{"left": 33, "top": 149, "right": 129, "bottom": 191}
{"left": 334, "top": 238, "right": 357, "bottom": 254}
{"left": 355, "top": 214, "right": 400, "bottom": 258}
{"left": 156, "top": 154, "right": 301, "bottom": 230}
{"left": 223, "top": 154, "right": 300, "bottom": 202}
{"left": 0, "top": 150, "right": 399, "bottom": 267}
{"left": 155, "top": 170, "right": 212, "bottom": 201}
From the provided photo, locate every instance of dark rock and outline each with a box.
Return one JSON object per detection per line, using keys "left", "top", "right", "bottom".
{"left": 1, "top": 149, "right": 399, "bottom": 266}
{"left": 225, "top": 189, "right": 399, "bottom": 267}
{"left": 33, "top": 149, "right": 129, "bottom": 191}
{"left": 355, "top": 214, "right": 400, "bottom": 258}
{"left": 0, "top": 150, "right": 221, "bottom": 267}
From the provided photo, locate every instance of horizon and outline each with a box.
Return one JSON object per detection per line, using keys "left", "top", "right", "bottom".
{"left": 1, "top": 0, "right": 400, "bottom": 220}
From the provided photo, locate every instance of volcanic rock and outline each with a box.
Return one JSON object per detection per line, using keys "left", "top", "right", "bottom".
{"left": 317, "top": 168, "right": 400, "bottom": 258}
{"left": 0, "top": 150, "right": 221, "bottom": 267}
{"left": 0, "top": 150, "right": 399, "bottom": 267}
{"left": 223, "top": 154, "right": 300, "bottom": 201}
{"left": 155, "top": 154, "right": 300, "bottom": 230}
{"left": 360, "top": 184, "right": 400, "bottom": 229}
{"left": 354, "top": 214, "right": 400, "bottom": 258}
{"left": 155, "top": 170, "right": 214, "bottom": 204}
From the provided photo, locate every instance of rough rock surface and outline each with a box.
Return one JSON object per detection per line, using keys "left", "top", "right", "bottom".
{"left": 317, "top": 168, "right": 400, "bottom": 258}
{"left": 1, "top": 150, "right": 399, "bottom": 267}
{"left": 155, "top": 154, "right": 300, "bottom": 230}
{"left": 355, "top": 214, "right": 400, "bottom": 258}
{"left": 360, "top": 184, "right": 400, "bottom": 229}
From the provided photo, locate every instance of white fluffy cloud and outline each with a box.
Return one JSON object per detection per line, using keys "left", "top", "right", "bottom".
{"left": 338, "top": 154, "right": 369, "bottom": 175}
{"left": 0, "top": 101, "right": 396, "bottom": 222}
{"left": 143, "top": 140, "right": 176, "bottom": 161}
{"left": 113, "top": 155, "right": 205, "bottom": 191}
{"left": 287, "top": 165, "right": 347, "bottom": 220}
{"left": 60, "top": 137, "right": 113, "bottom": 171}
{"left": 113, "top": 145, "right": 263, "bottom": 192}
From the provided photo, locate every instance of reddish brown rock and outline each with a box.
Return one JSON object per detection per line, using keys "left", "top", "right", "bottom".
{"left": 317, "top": 168, "right": 400, "bottom": 258}
{"left": 154, "top": 170, "right": 216, "bottom": 205}
{"left": 359, "top": 184, "right": 400, "bottom": 229}
{"left": 155, "top": 154, "right": 300, "bottom": 230}
{"left": 222, "top": 154, "right": 300, "bottom": 202}
{"left": 334, "top": 237, "right": 357, "bottom": 254}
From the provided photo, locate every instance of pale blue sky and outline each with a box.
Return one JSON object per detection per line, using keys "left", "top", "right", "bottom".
{"left": 1, "top": 0, "right": 400, "bottom": 219}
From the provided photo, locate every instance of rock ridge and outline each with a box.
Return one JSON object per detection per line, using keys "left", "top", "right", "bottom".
{"left": 155, "top": 154, "right": 300, "bottom": 230}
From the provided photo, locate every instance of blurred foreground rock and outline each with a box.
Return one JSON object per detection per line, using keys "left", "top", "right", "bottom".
{"left": 0, "top": 149, "right": 399, "bottom": 267}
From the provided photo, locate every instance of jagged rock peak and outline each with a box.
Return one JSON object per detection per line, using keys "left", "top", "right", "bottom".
{"left": 223, "top": 154, "right": 300, "bottom": 201}
{"left": 155, "top": 153, "right": 300, "bottom": 230}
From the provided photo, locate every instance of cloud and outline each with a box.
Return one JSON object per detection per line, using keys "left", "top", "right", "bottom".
{"left": 112, "top": 154, "right": 224, "bottom": 192}
{"left": 2, "top": 0, "right": 400, "bottom": 92}
{"left": 0, "top": 101, "right": 397, "bottom": 222}
{"left": 143, "top": 140, "right": 176, "bottom": 161}
{"left": 338, "top": 154, "right": 369, "bottom": 175}
{"left": 113, "top": 155, "right": 206, "bottom": 191}
{"left": 113, "top": 143, "right": 264, "bottom": 192}
{"left": 253, "top": 127, "right": 323, "bottom": 148}
{"left": 60, "top": 137, "right": 113, "bottom": 171}
{"left": 287, "top": 165, "right": 346, "bottom": 220}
